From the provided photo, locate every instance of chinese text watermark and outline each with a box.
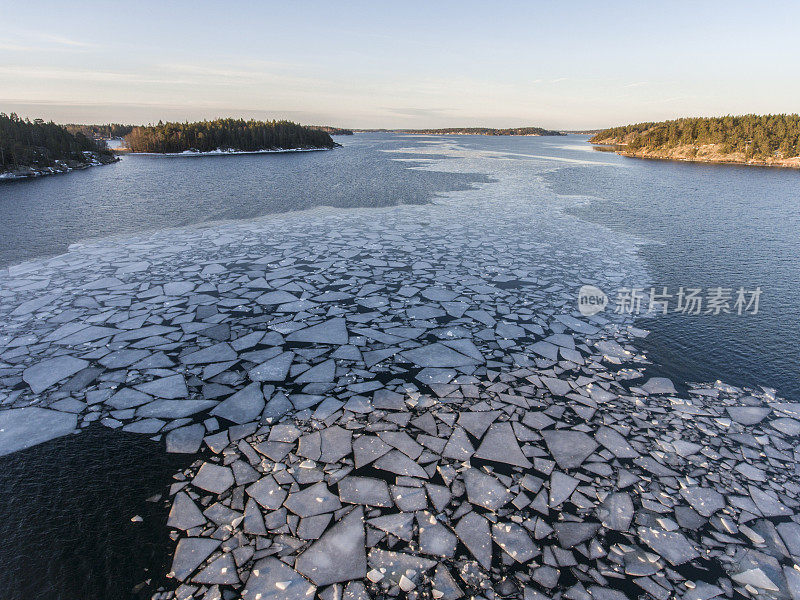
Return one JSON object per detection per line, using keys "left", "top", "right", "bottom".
{"left": 578, "top": 286, "right": 761, "bottom": 316}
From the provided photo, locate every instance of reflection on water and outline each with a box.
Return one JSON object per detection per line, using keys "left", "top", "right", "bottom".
{"left": 591, "top": 143, "right": 624, "bottom": 152}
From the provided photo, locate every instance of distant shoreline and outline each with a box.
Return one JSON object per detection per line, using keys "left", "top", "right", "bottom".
{"left": 590, "top": 142, "right": 800, "bottom": 169}
{"left": 395, "top": 132, "right": 555, "bottom": 137}
{"left": 354, "top": 127, "right": 565, "bottom": 136}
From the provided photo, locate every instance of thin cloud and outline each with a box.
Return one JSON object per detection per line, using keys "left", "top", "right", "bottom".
{"left": 37, "top": 33, "right": 96, "bottom": 48}
{"left": 0, "top": 66, "right": 192, "bottom": 86}
{"left": 0, "top": 31, "right": 97, "bottom": 53}
{"left": 385, "top": 107, "right": 453, "bottom": 118}
{"left": 0, "top": 42, "right": 37, "bottom": 52}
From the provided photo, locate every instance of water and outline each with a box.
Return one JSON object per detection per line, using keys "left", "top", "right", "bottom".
{"left": 386, "top": 132, "right": 800, "bottom": 399}
{"left": 538, "top": 143, "right": 800, "bottom": 400}
{"left": 0, "top": 426, "right": 193, "bottom": 600}
{"left": 2, "top": 133, "right": 797, "bottom": 398}
{"left": 1, "top": 133, "right": 799, "bottom": 597}
{"left": 0, "top": 135, "right": 490, "bottom": 267}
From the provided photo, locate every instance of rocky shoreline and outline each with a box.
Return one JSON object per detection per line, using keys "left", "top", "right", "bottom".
{"left": 125, "top": 146, "right": 338, "bottom": 157}
{"left": 0, "top": 151, "right": 118, "bottom": 181}
{"left": 590, "top": 143, "right": 800, "bottom": 169}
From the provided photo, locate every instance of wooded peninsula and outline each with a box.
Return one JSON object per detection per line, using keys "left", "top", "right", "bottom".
{"left": 0, "top": 113, "right": 117, "bottom": 179}
{"left": 590, "top": 115, "right": 800, "bottom": 168}
{"left": 124, "top": 119, "right": 337, "bottom": 153}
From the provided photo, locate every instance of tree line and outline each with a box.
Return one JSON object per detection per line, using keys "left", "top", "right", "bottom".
{"left": 124, "top": 119, "right": 336, "bottom": 153}
{"left": 64, "top": 123, "right": 134, "bottom": 138}
{"left": 0, "top": 113, "right": 113, "bottom": 172}
{"left": 591, "top": 114, "right": 800, "bottom": 159}
{"left": 308, "top": 126, "right": 353, "bottom": 135}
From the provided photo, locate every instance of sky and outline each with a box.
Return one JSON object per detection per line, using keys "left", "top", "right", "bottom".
{"left": 2, "top": 1, "right": 799, "bottom": 129}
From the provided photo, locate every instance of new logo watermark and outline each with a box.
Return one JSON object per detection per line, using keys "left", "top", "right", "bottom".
{"left": 577, "top": 286, "right": 762, "bottom": 316}
{"left": 577, "top": 285, "right": 609, "bottom": 316}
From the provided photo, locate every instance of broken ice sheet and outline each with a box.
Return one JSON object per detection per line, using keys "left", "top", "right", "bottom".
{"left": 417, "top": 511, "right": 458, "bottom": 558}
{"left": 284, "top": 482, "right": 342, "bottom": 517}
{"left": 542, "top": 430, "right": 598, "bottom": 469}
{"left": 596, "top": 492, "right": 634, "bottom": 531}
{"left": 248, "top": 351, "right": 294, "bottom": 382}
{"left": 638, "top": 526, "right": 700, "bottom": 565}
{"left": 473, "top": 421, "right": 532, "bottom": 467}
{"left": 166, "top": 424, "right": 205, "bottom": 453}
{"left": 2, "top": 164, "right": 798, "bottom": 600}
{"left": 294, "top": 507, "right": 366, "bottom": 585}
{"left": 0, "top": 407, "right": 78, "bottom": 456}
{"left": 286, "top": 318, "right": 349, "bottom": 345}
{"left": 170, "top": 537, "right": 220, "bottom": 581}
{"left": 191, "top": 463, "right": 234, "bottom": 494}
{"left": 463, "top": 467, "right": 512, "bottom": 510}
{"left": 492, "top": 521, "right": 537, "bottom": 562}
{"left": 242, "top": 557, "right": 316, "bottom": 600}
{"left": 338, "top": 476, "right": 393, "bottom": 507}
{"left": 23, "top": 356, "right": 88, "bottom": 394}
{"left": 210, "top": 382, "right": 264, "bottom": 424}
{"left": 454, "top": 511, "right": 492, "bottom": 569}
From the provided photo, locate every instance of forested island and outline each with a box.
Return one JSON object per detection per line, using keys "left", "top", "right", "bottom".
{"left": 357, "top": 126, "right": 564, "bottom": 136}
{"left": 124, "top": 119, "right": 337, "bottom": 154}
{"left": 590, "top": 115, "right": 800, "bottom": 168}
{"left": 0, "top": 113, "right": 117, "bottom": 180}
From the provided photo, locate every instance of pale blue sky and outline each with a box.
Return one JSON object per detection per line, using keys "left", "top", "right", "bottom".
{"left": 2, "top": 1, "right": 799, "bottom": 128}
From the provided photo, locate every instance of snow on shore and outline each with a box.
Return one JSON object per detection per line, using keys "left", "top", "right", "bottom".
{"left": 131, "top": 147, "right": 334, "bottom": 157}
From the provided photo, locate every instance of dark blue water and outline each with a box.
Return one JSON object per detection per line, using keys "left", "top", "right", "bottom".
{"left": 0, "top": 426, "right": 192, "bottom": 600}
{"left": 0, "top": 135, "right": 489, "bottom": 267}
{"left": 539, "top": 140, "right": 800, "bottom": 401}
